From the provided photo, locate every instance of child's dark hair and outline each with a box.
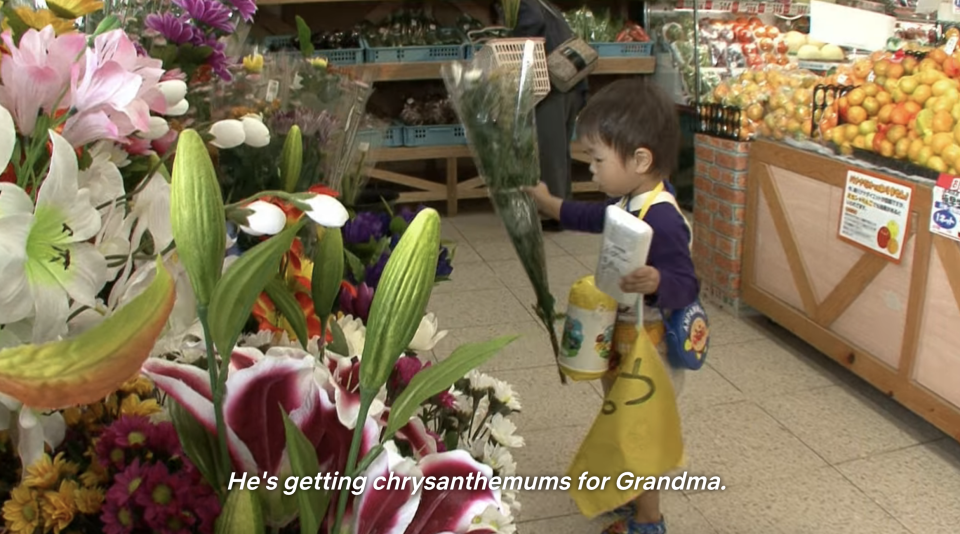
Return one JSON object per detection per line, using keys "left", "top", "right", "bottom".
{"left": 575, "top": 78, "right": 681, "bottom": 178}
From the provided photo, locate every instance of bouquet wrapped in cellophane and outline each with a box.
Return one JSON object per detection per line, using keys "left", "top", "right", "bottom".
{"left": 441, "top": 41, "right": 565, "bottom": 383}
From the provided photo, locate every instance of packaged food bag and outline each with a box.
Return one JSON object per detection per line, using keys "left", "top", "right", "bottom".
{"left": 594, "top": 205, "right": 654, "bottom": 307}
{"left": 566, "top": 324, "right": 685, "bottom": 519}
{"left": 560, "top": 276, "right": 619, "bottom": 381}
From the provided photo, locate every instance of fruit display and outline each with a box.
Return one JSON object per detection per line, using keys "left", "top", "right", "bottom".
{"left": 563, "top": 7, "right": 650, "bottom": 42}
{"left": 893, "top": 21, "right": 938, "bottom": 47}
{"left": 362, "top": 8, "right": 465, "bottom": 47}
{"left": 706, "top": 40, "right": 960, "bottom": 175}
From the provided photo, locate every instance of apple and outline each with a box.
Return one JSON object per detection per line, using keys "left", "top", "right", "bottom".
{"left": 737, "top": 27, "right": 755, "bottom": 43}
{"left": 877, "top": 226, "right": 891, "bottom": 249}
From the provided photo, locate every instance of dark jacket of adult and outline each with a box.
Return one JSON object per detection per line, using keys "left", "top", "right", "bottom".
{"left": 510, "top": 0, "right": 589, "bottom": 96}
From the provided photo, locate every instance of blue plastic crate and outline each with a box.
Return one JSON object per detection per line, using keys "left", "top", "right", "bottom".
{"left": 590, "top": 41, "right": 654, "bottom": 57}
{"left": 261, "top": 35, "right": 364, "bottom": 65}
{"left": 362, "top": 35, "right": 467, "bottom": 64}
{"left": 464, "top": 42, "right": 484, "bottom": 60}
{"left": 357, "top": 125, "right": 404, "bottom": 148}
{"left": 403, "top": 125, "right": 467, "bottom": 147}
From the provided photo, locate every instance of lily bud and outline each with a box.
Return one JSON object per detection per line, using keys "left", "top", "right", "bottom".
{"left": 302, "top": 194, "right": 349, "bottom": 228}
{"left": 239, "top": 200, "right": 287, "bottom": 236}
{"left": 209, "top": 120, "right": 246, "bottom": 149}
{"left": 142, "top": 116, "right": 170, "bottom": 140}
{"left": 241, "top": 116, "right": 271, "bottom": 148}
{"left": 166, "top": 99, "right": 190, "bottom": 117}
{"left": 158, "top": 80, "right": 188, "bottom": 106}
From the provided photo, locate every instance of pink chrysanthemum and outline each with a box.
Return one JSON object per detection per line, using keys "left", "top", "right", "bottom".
{"left": 136, "top": 463, "right": 197, "bottom": 533}
{"left": 190, "top": 479, "right": 222, "bottom": 534}
{"left": 150, "top": 421, "right": 184, "bottom": 458}
{"left": 102, "top": 460, "right": 148, "bottom": 534}
{"left": 434, "top": 390, "right": 457, "bottom": 410}
{"left": 96, "top": 416, "right": 154, "bottom": 469}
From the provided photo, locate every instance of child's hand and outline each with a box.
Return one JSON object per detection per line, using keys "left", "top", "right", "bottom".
{"left": 522, "top": 181, "right": 552, "bottom": 207}
{"left": 620, "top": 266, "right": 660, "bottom": 295}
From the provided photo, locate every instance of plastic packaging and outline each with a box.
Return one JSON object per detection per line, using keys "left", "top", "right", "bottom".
{"left": 560, "top": 276, "right": 619, "bottom": 381}
{"left": 594, "top": 204, "right": 653, "bottom": 307}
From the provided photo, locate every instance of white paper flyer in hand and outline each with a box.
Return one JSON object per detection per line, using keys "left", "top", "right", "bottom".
{"left": 594, "top": 205, "right": 654, "bottom": 306}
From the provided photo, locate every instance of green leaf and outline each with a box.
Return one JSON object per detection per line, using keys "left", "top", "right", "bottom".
{"left": 281, "top": 409, "right": 330, "bottom": 534}
{"left": 215, "top": 486, "right": 265, "bottom": 534}
{"left": 311, "top": 227, "right": 344, "bottom": 326}
{"left": 264, "top": 278, "right": 309, "bottom": 350}
{"left": 168, "top": 399, "right": 226, "bottom": 494}
{"left": 209, "top": 221, "right": 304, "bottom": 370}
{"left": 343, "top": 249, "right": 366, "bottom": 285}
{"left": 327, "top": 318, "right": 349, "bottom": 356}
{"left": 92, "top": 15, "right": 121, "bottom": 36}
{"left": 296, "top": 16, "right": 315, "bottom": 58}
{"left": 385, "top": 335, "right": 518, "bottom": 439}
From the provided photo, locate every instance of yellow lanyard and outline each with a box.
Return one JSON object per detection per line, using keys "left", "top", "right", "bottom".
{"left": 619, "top": 182, "right": 666, "bottom": 220}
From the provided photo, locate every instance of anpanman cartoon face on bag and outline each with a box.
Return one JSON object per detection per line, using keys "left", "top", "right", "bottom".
{"left": 685, "top": 317, "right": 709, "bottom": 357}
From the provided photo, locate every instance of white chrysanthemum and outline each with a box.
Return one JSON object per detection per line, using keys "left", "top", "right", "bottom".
{"left": 468, "top": 505, "right": 516, "bottom": 534}
{"left": 489, "top": 413, "right": 524, "bottom": 448}
{"left": 501, "top": 490, "right": 521, "bottom": 515}
{"left": 468, "top": 370, "right": 497, "bottom": 391}
{"left": 492, "top": 379, "right": 521, "bottom": 411}
{"left": 483, "top": 442, "right": 517, "bottom": 476}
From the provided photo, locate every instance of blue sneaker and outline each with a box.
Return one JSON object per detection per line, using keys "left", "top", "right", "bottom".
{"left": 601, "top": 502, "right": 636, "bottom": 524}
{"left": 601, "top": 515, "right": 666, "bottom": 534}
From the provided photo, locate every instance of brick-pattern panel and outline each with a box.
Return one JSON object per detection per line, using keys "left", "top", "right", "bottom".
{"left": 693, "top": 134, "right": 750, "bottom": 315}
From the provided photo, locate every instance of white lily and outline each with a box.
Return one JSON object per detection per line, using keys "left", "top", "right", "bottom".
{"left": 336, "top": 314, "right": 366, "bottom": 357}
{"left": 239, "top": 200, "right": 286, "bottom": 236}
{"left": 0, "top": 104, "right": 15, "bottom": 172}
{"left": 209, "top": 119, "right": 245, "bottom": 149}
{"left": 241, "top": 115, "right": 270, "bottom": 148}
{"left": 77, "top": 142, "right": 125, "bottom": 208}
{"left": 301, "top": 193, "right": 349, "bottom": 227}
{"left": 409, "top": 312, "right": 448, "bottom": 352}
{"left": 0, "top": 131, "right": 107, "bottom": 343}
{"left": 0, "top": 393, "right": 67, "bottom": 472}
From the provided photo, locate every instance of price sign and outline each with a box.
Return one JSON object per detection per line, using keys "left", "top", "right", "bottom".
{"left": 837, "top": 170, "right": 915, "bottom": 263}
{"left": 930, "top": 174, "right": 960, "bottom": 243}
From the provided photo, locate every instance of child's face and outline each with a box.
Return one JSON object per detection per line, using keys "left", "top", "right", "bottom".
{"left": 584, "top": 140, "right": 650, "bottom": 197}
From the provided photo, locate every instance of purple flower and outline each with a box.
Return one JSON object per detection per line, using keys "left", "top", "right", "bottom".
{"left": 175, "top": 0, "right": 236, "bottom": 33}
{"left": 96, "top": 416, "right": 154, "bottom": 470}
{"left": 343, "top": 212, "right": 385, "bottom": 245}
{"left": 436, "top": 246, "right": 453, "bottom": 278}
{"left": 364, "top": 251, "right": 389, "bottom": 288}
{"left": 226, "top": 0, "right": 257, "bottom": 22}
{"left": 339, "top": 282, "right": 374, "bottom": 323}
{"left": 389, "top": 356, "right": 429, "bottom": 399}
{"left": 136, "top": 463, "right": 197, "bottom": 532}
{"left": 102, "top": 460, "right": 147, "bottom": 534}
{"left": 145, "top": 13, "right": 195, "bottom": 45}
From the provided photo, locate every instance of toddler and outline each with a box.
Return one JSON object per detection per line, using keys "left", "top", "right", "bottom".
{"left": 525, "top": 78, "right": 699, "bottom": 534}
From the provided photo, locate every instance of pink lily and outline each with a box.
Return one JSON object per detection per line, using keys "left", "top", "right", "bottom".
{"left": 378, "top": 409, "right": 440, "bottom": 460}
{"left": 321, "top": 350, "right": 387, "bottom": 431}
{"left": 0, "top": 27, "right": 86, "bottom": 135}
{"left": 351, "top": 442, "right": 502, "bottom": 534}
{"left": 142, "top": 348, "right": 380, "bottom": 526}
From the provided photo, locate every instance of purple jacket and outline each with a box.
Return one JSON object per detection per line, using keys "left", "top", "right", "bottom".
{"left": 559, "top": 193, "right": 700, "bottom": 311}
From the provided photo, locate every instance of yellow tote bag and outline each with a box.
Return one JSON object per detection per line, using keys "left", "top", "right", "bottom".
{"left": 566, "top": 309, "right": 685, "bottom": 519}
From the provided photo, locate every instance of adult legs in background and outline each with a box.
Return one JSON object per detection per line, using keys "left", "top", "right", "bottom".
{"left": 535, "top": 89, "right": 581, "bottom": 200}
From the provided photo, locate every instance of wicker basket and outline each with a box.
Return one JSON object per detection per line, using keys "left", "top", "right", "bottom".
{"left": 474, "top": 38, "right": 551, "bottom": 104}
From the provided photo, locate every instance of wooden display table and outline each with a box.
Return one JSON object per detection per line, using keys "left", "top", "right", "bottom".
{"left": 742, "top": 140, "right": 960, "bottom": 441}
{"left": 372, "top": 141, "right": 600, "bottom": 216}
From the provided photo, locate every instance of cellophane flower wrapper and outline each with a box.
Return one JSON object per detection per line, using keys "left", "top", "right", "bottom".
{"left": 441, "top": 43, "right": 564, "bottom": 382}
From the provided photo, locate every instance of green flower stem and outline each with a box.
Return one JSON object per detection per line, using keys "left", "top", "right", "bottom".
{"left": 198, "top": 304, "right": 231, "bottom": 499}
{"left": 223, "top": 190, "right": 307, "bottom": 210}
{"left": 96, "top": 150, "right": 175, "bottom": 211}
{"left": 332, "top": 388, "right": 377, "bottom": 534}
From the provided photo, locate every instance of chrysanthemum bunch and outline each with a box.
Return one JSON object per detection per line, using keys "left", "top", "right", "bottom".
{"left": 0, "top": 376, "right": 173, "bottom": 534}
{"left": 95, "top": 416, "right": 220, "bottom": 534}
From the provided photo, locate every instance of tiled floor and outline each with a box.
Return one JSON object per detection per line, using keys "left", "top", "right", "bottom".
{"left": 425, "top": 210, "right": 960, "bottom": 534}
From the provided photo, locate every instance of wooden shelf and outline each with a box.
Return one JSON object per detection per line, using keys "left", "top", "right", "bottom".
{"left": 369, "top": 141, "right": 599, "bottom": 215}
{"left": 341, "top": 56, "right": 656, "bottom": 82}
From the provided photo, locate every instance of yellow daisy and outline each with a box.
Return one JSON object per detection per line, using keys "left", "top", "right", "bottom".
{"left": 2, "top": 486, "right": 42, "bottom": 534}
{"left": 41, "top": 479, "right": 78, "bottom": 534}
{"left": 119, "top": 375, "right": 156, "bottom": 397}
{"left": 44, "top": 0, "right": 104, "bottom": 19}
{"left": 62, "top": 407, "right": 84, "bottom": 427}
{"left": 120, "top": 395, "right": 162, "bottom": 418}
{"left": 79, "top": 461, "right": 109, "bottom": 489}
{"left": 74, "top": 487, "right": 104, "bottom": 515}
{"left": 4, "top": 7, "right": 77, "bottom": 35}
{"left": 23, "top": 453, "right": 70, "bottom": 490}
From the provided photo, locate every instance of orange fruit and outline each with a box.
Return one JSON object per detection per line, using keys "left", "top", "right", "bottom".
{"left": 908, "top": 138, "right": 925, "bottom": 160}
{"left": 913, "top": 84, "right": 933, "bottom": 105}
{"left": 941, "top": 144, "right": 960, "bottom": 167}
{"left": 879, "top": 139, "right": 895, "bottom": 158}
{"left": 928, "top": 48, "right": 948, "bottom": 65}
{"left": 919, "top": 58, "right": 943, "bottom": 73}
{"left": 863, "top": 82, "right": 881, "bottom": 97}
{"left": 916, "top": 145, "right": 933, "bottom": 165}
{"left": 933, "top": 110, "right": 955, "bottom": 133}
{"left": 846, "top": 106, "right": 868, "bottom": 125}
{"left": 862, "top": 96, "right": 880, "bottom": 116}
{"left": 846, "top": 87, "right": 866, "bottom": 106}
{"left": 902, "top": 56, "right": 918, "bottom": 75}
{"left": 844, "top": 124, "right": 861, "bottom": 142}
{"left": 876, "top": 91, "right": 893, "bottom": 107}
{"left": 931, "top": 132, "right": 955, "bottom": 155}
{"left": 886, "top": 124, "right": 908, "bottom": 144}
{"left": 895, "top": 137, "right": 911, "bottom": 159}
{"left": 890, "top": 105, "right": 912, "bottom": 125}
{"left": 903, "top": 101, "right": 922, "bottom": 116}
{"left": 887, "top": 62, "right": 905, "bottom": 80}
{"left": 878, "top": 103, "right": 895, "bottom": 123}
{"left": 746, "top": 103, "right": 764, "bottom": 121}
{"left": 927, "top": 156, "right": 948, "bottom": 173}
{"left": 873, "top": 60, "right": 891, "bottom": 78}
{"left": 898, "top": 76, "right": 918, "bottom": 95}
